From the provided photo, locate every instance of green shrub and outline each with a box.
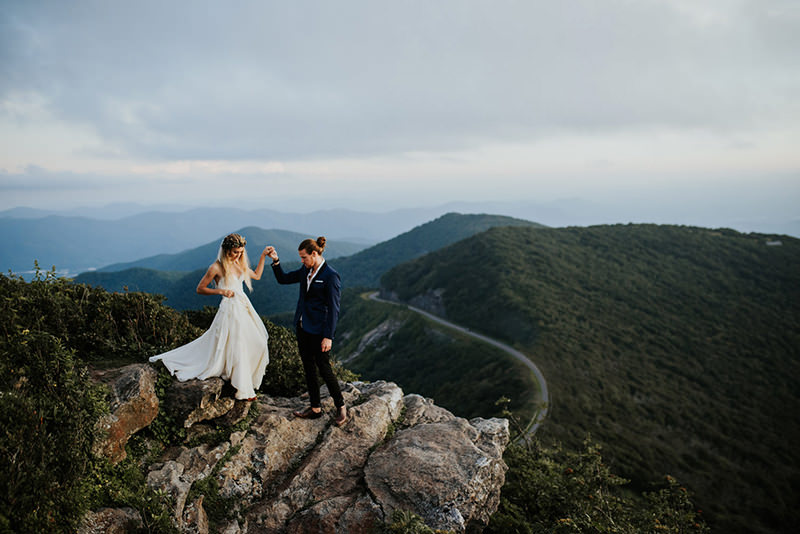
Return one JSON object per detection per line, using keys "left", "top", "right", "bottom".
{"left": 487, "top": 437, "right": 709, "bottom": 534}
{"left": 380, "top": 509, "right": 454, "bottom": 534}
{"left": 0, "top": 329, "right": 107, "bottom": 533}
{"left": 0, "top": 268, "right": 201, "bottom": 366}
{"left": 87, "top": 453, "right": 178, "bottom": 534}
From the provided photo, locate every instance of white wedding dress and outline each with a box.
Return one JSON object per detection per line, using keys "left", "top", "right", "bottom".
{"left": 149, "top": 271, "right": 269, "bottom": 400}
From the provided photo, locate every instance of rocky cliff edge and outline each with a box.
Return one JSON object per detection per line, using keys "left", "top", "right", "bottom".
{"left": 82, "top": 364, "right": 509, "bottom": 534}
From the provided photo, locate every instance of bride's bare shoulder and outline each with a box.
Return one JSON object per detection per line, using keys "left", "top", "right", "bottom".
{"left": 207, "top": 261, "right": 223, "bottom": 275}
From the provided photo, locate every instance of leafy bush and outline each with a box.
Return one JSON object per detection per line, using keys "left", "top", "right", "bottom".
{"left": 487, "top": 438, "right": 709, "bottom": 534}
{"left": 1, "top": 267, "right": 202, "bottom": 365}
{"left": 86, "top": 453, "right": 178, "bottom": 534}
{"left": 0, "top": 329, "right": 107, "bottom": 532}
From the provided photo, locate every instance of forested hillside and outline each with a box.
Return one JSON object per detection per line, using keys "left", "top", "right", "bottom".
{"left": 334, "top": 212, "right": 544, "bottom": 288}
{"left": 334, "top": 290, "right": 540, "bottom": 424}
{"left": 381, "top": 224, "right": 800, "bottom": 534}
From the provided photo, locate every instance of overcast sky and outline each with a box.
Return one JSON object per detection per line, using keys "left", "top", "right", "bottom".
{"left": 1, "top": 1, "right": 798, "bottom": 230}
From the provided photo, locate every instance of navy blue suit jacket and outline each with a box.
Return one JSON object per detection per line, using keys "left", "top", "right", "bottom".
{"left": 271, "top": 261, "right": 341, "bottom": 339}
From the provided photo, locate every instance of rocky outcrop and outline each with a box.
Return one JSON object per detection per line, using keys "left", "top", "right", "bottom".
{"left": 380, "top": 287, "right": 448, "bottom": 318}
{"left": 88, "top": 371, "right": 509, "bottom": 533}
{"left": 365, "top": 395, "right": 509, "bottom": 532}
{"left": 341, "top": 318, "right": 404, "bottom": 364}
{"left": 165, "top": 376, "right": 239, "bottom": 428}
{"left": 92, "top": 364, "right": 159, "bottom": 463}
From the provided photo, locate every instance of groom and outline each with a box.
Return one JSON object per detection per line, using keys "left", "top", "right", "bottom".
{"left": 264, "top": 238, "right": 347, "bottom": 427}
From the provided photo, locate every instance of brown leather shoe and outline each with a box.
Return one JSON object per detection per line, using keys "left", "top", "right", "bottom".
{"left": 334, "top": 406, "right": 348, "bottom": 427}
{"left": 294, "top": 406, "right": 323, "bottom": 419}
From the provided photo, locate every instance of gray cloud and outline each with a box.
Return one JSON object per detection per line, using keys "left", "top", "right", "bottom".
{"left": 2, "top": 1, "right": 798, "bottom": 162}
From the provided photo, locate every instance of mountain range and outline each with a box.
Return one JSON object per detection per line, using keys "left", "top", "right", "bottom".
{"left": 96, "top": 226, "right": 365, "bottom": 272}
{"left": 8, "top": 200, "right": 797, "bottom": 278}
{"left": 3, "top": 203, "right": 548, "bottom": 277}
{"left": 0, "top": 206, "right": 444, "bottom": 276}
{"left": 74, "top": 213, "right": 538, "bottom": 317}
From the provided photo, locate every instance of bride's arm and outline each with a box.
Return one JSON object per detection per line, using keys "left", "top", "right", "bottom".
{"left": 248, "top": 246, "right": 270, "bottom": 280}
{"left": 197, "top": 262, "right": 233, "bottom": 297}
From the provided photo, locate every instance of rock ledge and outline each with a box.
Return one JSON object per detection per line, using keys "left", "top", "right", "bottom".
{"left": 85, "top": 366, "right": 509, "bottom": 534}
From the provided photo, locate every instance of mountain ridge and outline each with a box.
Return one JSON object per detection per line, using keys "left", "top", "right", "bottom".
{"left": 334, "top": 212, "right": 545, "bottom": 288}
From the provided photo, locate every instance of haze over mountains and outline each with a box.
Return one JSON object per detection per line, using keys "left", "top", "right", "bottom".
{"left": 1, "top": 205, "right": 450, "bottom": 276}
{"left": 4, "top": 201, "right": 798, "bottom": 278}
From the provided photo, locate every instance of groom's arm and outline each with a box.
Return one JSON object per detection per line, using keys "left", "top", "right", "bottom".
{"left": 265, "top": 246, "right": 303, "bottom": 285}
{"left": 271, "top": 261, "right": 304, "bottom": 285}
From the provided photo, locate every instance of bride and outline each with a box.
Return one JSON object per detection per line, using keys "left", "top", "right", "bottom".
{"left": 149, "top": 233, "right": 270, "bottom": 401}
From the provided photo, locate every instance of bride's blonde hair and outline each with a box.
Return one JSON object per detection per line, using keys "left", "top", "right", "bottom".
{"left": 216, "top": 233, "right": 253, "bottom": 291}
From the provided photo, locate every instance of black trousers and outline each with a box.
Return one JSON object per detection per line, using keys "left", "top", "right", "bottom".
{"left": 296, "top": 327, "right": 344, "bottom": 409}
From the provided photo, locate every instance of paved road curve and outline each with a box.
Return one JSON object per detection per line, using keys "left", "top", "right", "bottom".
{"left": 367, "top": 292, "right": 549, "bottom": 438}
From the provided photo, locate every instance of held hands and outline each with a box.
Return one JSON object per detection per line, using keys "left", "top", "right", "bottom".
{"left": 221, "top": 289, "right": 235, "bottom": 298}
{"left": 264, "top": 246, "right": 279, "bottom": 262}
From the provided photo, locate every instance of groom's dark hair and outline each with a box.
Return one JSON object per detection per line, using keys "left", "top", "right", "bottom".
{"left": 299, "top": 236, "right": 326, "bottom": 255}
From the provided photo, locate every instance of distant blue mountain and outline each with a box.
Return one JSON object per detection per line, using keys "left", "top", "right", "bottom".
{"left": 97, "top": 226, "right": 364, "bottom": 273}
{"left": 1, "top": 205, "right": 457, "bottom": 275}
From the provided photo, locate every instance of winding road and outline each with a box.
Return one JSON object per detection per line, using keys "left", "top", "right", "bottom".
{"left": 366, "top": 292, "right": 549, "bottom": 438}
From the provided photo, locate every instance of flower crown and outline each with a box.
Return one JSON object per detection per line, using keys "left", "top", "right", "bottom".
{"left": 221, "top": 234, "right": 246, "bottom": 250}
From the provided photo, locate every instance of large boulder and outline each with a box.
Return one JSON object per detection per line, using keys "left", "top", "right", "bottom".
{"left": 165, "top": 376, "right": 240, "bottom": 428}
{"left": 365, "top": 412, "right": 509, "bottom": 532}
{"left": 92, "top": 364, "right": 159, "bottom": 463}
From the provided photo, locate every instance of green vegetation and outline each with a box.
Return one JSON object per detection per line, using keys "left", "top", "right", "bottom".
{"left": 0, "top": 325, "right": 107, "bottom": 532}
{"left": 2, "top": 264, "right": 202, "bottom": 366}
{"left": 0, "top": 267, "right": 349, "bottom": 533}
{"left": 5, "top": 219, "right": 795, "bottom": 533}
{"left": 488, "top": 437, "right": 709, "bottom": 533}
{"left": 335, "top": 290, "right": 539, "bottom": 422}
{"left": 382, "top": 224, "right": 800, "bottom": 534}
{"left": 380, "top": 510, "right": 454, "bottom": 533}
{"left": 184, "top": 444, "right": 243, "bottom": 530}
